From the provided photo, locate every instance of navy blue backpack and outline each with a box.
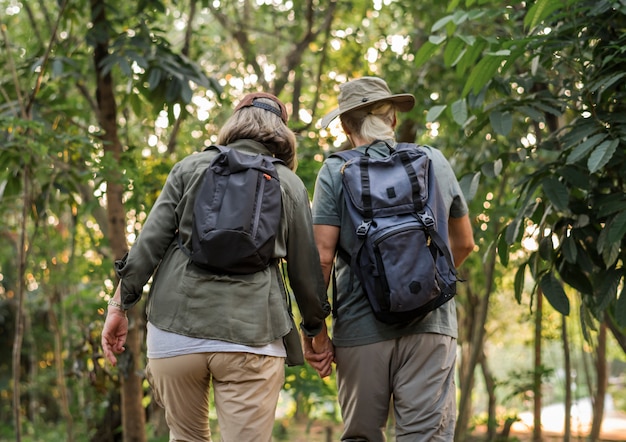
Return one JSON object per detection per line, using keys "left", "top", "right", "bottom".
{"left": 332, "top": 142, "right": 458, "bottom": 324}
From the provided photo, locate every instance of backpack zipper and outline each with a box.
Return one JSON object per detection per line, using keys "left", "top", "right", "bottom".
{"left": 251, "top": 170, "right": 268, "bottom": 236}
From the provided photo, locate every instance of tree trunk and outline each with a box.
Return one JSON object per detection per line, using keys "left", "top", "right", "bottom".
{"left": 480, "top": 350, "right": 497, "bottom": 441}
{"left": 589, "top": 320, "right": 607, "bottom": 441}
{"left": 562, "top": 315, "right": 571, "bottom": 442}
{"left": 49, "top": 289, "right": 74, "bottom": 442}
{"left": 90, "top": 1, "right": 146, "bottom": 440}
{"left": 12, "top": 164, "right": 30, "bottom": 442}
{"left": 532, "top": 288, "right": 543, "bottom": 442}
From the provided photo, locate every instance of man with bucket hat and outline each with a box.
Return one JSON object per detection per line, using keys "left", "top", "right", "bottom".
{"left": 307, "top": 77, "right": 474, "bottom": 441}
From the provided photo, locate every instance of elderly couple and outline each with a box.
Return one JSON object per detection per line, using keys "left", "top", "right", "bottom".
{"left": 101, "top": 76, "right": 475, "bottom": 442}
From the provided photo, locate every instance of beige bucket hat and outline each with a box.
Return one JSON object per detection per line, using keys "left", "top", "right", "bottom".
{"left": 320, "top": 77, "right": 415, "bottom": 128}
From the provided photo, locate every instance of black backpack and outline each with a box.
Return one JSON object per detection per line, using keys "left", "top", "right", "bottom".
{"left": 179, "top": 145, "right": 284, "bottom": 274}
{"left": 331, "top": 142, "right": 458, "bottom": 324}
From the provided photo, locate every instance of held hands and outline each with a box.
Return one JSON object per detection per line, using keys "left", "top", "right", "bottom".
{"left": 302, "top": 325, "right": 334, "bottom": 378}
{"left": 101, "top": 308, "right": 128, "bottom": 366}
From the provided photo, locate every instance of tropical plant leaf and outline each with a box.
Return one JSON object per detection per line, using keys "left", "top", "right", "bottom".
{"left": 540, "top": 272, "right": 570, "bottom": 315}
{"left": 459, "top": 171, "right": 481, "bottom": 202}
{"left": 566, "top": 133, "right": 606, "bottom": 164}
{"left": 489, "top": 110, "right": 513, "bottom": 136}
{"left": 587, "top": 139, "right": 618, "bottom": 173}
{"left": 443, "top": 37, "right": 467, "bottom": 67}
{"left": 542, "top": 177, "right": 569, "bottom": 211}
{"left": 616, "top": 285, "right": 626, "bottom": 327}
{"left": 606, "top": 210, "right": 626, "bottom": 244}
{"left": 524, "top": 0, "right": 564, "bottom": 30}
{"left": 451, "top": 98, "right": 468, "bottom": 125}
{"left": 514, "top": 262, "right": 527, "bottom": 303}
{"left": 462, "top": 55, "right": 504, "bottom": 97}
{"left": 561, "top": 235, "right": 578, "bottom": 264}
{"left": 426, "top": 105, "right": 447, "bottom": 122}
{"left": 597, "top": 268, "right": 622, "bottom": 311}
{"left": 413, "top": 39, "right": 440, "bottom": 68}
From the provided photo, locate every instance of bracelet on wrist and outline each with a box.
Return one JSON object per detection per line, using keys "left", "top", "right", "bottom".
{"left": 107, "top": 299, "right": 127, "bottom": 316}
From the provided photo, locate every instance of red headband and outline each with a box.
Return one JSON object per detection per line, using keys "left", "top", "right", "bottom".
{"left": 234, "top": 92, "right": 289, "bottom": 124}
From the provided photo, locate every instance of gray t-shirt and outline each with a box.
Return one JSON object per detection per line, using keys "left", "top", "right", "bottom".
{"left": 312, "top": 142, "right": 468, "bottom": 347}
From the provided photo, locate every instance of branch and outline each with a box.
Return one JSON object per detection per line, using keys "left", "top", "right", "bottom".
{"left": 0, "top": 22, "right": 27, "bottom": 118}
{"left": 207, "top": 2, "right": 269, "bottom": 91}
{"left": 75, "top": 80, "right": 101, "bottom": 119}
{"left": 21, "top": 1, "right": 44, "bottom": 47}
{"left": 274, "top": 0, "right": 337, "bottom": 95}
{"left": 24, "top": 0, "right": 70, "bottom": 118}
{"left": 167, "top": 0, "right": 197, "bottom": 154}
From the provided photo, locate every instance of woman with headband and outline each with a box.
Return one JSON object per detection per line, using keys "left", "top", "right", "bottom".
{"left": 101, "top": 93, "right": 332, "bottom": 441}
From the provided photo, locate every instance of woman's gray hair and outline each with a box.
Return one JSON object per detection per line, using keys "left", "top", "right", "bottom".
{"left": 217, "top": 97, "right": 297, "bottom": 170}
{"left": 340, "top": 101, "right": 396, "bottom": 144}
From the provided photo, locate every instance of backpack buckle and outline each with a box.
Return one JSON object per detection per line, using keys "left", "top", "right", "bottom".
{"left": 355, "top": 220, "right": 371, "bottom": 238}
{"left": 418, "top": 212, "right": 435, "bottom": 229}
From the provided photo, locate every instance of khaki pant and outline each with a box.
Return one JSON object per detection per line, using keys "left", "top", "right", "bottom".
{"left": 146, "top": 352, "right": 285, "bottom": 442}
{"left": 335, "top": 333, "right": 457, "bottom": 442}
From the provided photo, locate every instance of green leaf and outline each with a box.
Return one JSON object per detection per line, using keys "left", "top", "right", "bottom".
{"left": 538, "top": 236, "right": 553, "bottom": 260}
{"left": 451, "top": 98, "right": 468, "bottom": 126}
{"left": 532, "top": 101, "right": 562, "bottom": 117}
{"left": 606, "top": 210, "right": 626, "bottom": 244}
{"left": 514, "top": 262, "right": 527, "bottom": 303}
{"left": 493, "top": 158, "right": 503, "bottom": 177}
{"left": 597, "top": 268, "right": 622, "bottom": 311}
{"left": 561, "top": 236, "right": 578, "bottom": 264}
{"left": 498, "top": 231, "right": 510, "bottom": 267}
{"left": 426, "top": 105, "right": 447, "bottom": 122}
{"left": 443, "top": 37, "right": 467, "bottom": 67}
{"left": 429, "top": 35, "right": 447, "bottom": 45}
{"left": 587, "top": 139, "right": 618, "bottom": 173}
{"left": 542, "top": 177, "right": 569, "bottom": 211}
{"left": 566, "top": 133, "right": 606, "bottom": 164}
{"left": 588, "top": 72, "right": 626, "bottom": 94}
{"left": 602, "top": 241, "right": 620, "bottom": 268}
{"left": 559, "top": 262, "right": 593, "bottom": 295}
{"left": 462, "top": 55, "right": 503, "bottom": 97}
{"left": 506, "top": 216, "right": 523, "bottom": 245}
{"left": 459, "top": 172, "right": 480, "bottom": 202}
{"left": 560, "top": 120, "right": 598, "bottom": 149}
{"left": 580, "top": 305, "right": 592, "bottom": 342}
{"left": 524, "top": 0, "right": 564, "bottom": 30}
{"left": 489, "top": 110, "right": 513, "bottom": 136}
{"left": 518, "top": 105, "right": 544, "bottom": 122}
{"left": 414, "top": 41, "right": 440, "bottom": 68}
{"left": 560, "top": 166, "right": 592, "bottom": 191}
{"left": 540, "top": 273, "right": 570, "bottom": 316}
{"left": 432, "top": 15, "right": 455, "bottom": 32}
{"left": 456, "top": 39, "right": 486, "bottom": 76}
{"left": 616, "top": 285, "right": 626, "bottom": 328}
{"left": 147, "top": 68, "right": 162, "bottom": 91}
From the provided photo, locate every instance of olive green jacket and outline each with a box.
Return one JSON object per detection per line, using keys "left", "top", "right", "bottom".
{"left": 115, "top": 140, "right": 331, "bottom": 365}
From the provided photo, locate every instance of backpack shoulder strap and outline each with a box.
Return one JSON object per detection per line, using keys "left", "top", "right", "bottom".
{"left": 395, "top": 142, "right": 425, "bottom": 153}
{"left": 329, "top": 149, "right": 363, "bottom": 161}
{"left": 204, "top": 144, "right": 228, "bottom": 153}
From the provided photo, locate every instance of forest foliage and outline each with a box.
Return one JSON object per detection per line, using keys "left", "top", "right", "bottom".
{"left": 1, "top": 0, "right": 626, "bottom": 440}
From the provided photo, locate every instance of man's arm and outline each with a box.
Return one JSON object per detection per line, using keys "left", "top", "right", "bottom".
{"left": 448, "top": 214, "right": 474, "bottom": 266}
{"left": 299, "top": 224, "right": 341, "bottom": 378}
{"left": 314, "top": 224, "right": 340, "bottom": 288}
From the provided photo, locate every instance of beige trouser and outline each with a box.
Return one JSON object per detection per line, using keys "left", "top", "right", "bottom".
{"left": 146, "top": 352, "right": 285, "bottom": 442}
{"left": 335, "top": 333, "right": 457, "bottom": 442}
